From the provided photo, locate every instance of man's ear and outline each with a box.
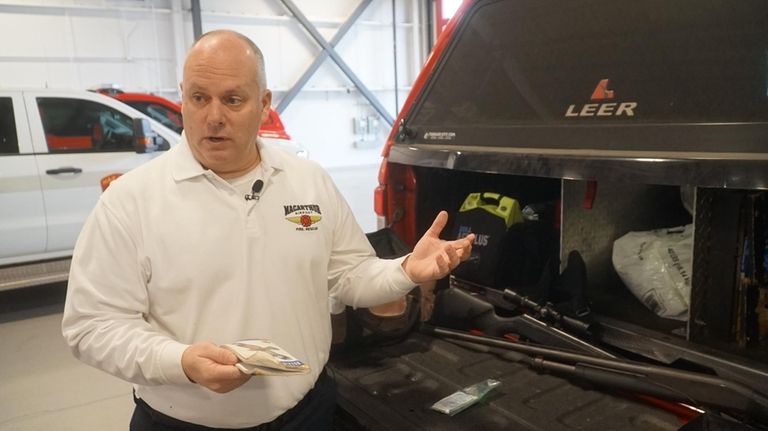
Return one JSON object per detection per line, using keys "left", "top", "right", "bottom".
{"left": 179, "top": 82, "right": 183, "bottom": 97}
{"left": 260, "top": 89, "right": 273, "bottom": 122}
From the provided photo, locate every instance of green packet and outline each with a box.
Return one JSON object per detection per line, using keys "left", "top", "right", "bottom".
{"left": 430, "top": 379, "right": 501, "bottom": 416}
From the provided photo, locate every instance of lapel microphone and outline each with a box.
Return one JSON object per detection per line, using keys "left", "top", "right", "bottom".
{"left": 245, "top": 179, "right": 264, "bottom": 201}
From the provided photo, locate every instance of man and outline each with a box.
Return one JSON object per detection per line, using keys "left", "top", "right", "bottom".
{"left": 62, "top": 30, "right": 474, "bottom": 430}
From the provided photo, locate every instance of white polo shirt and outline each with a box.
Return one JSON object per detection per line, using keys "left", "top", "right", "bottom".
{"left": 62, "top": 135, "right": 416, "bottom": 428}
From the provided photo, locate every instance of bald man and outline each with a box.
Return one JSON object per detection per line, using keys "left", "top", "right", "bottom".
{"left": 62, "top": 30, "right": 474, "bottom": 430}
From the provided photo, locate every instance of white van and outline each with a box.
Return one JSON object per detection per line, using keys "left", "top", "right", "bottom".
{"left": 0, "top": 89, "right": 179, "bottom": 289}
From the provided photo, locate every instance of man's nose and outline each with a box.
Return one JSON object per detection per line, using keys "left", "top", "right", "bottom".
{"left": 206, "top": 100, "right": 225, "bottom": 128}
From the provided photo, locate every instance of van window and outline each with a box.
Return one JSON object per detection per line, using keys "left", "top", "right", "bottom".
{"left": 125, "top": 101, "right": 183, "bottom": 134}
{"left": 37, "top": 98, "right": 136, "bottom": 153}
{"left": 0, "top": 98, "right": 19, "bottom": 154}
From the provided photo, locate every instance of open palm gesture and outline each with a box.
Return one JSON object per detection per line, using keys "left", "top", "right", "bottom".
{"left": 402, "top": 211, "right": 475, "bottom": 284}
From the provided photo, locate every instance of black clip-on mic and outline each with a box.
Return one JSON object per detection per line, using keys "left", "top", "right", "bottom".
{"left": 246, "top": 179, "right": 264, "bottom": 201}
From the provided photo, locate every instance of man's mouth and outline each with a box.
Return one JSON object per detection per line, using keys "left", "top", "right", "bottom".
{"left": 205, "top": 136, "right": 228, "bottom": 143}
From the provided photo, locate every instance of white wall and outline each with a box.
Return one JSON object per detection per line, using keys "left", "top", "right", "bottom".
{"left": 0, "top": 1, "right": 180, "bottom": 100}
{"left": 0, "top": 0, "right": 429, "bottom": 168}
{"left": 199, "top": 0, "right": 427, "bottom": 168}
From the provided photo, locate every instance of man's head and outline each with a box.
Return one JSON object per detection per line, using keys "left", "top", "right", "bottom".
{"left": 180, "top": 30, "right": 272, "bottom": 178}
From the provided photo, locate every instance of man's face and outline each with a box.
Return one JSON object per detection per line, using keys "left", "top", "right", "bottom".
{"left": 181, "top": 36, "right": 272, "bottom": 178}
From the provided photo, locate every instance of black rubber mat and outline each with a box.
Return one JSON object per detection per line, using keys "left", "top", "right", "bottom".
{"left": 329, "top": 332, "right": 682, "bottom": 431}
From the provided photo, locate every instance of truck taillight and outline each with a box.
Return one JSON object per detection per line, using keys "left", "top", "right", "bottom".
{"left": 376, "top": 160, "right": 417, "bottom": 247}
{"left": 374, "top": 187, "right": 388, "bottom": 230}
{"left": 375, "top": 161, "right": 389, "bottom": 218}
{"left": 374, "top": 185, "right": 386, "bottom": 217}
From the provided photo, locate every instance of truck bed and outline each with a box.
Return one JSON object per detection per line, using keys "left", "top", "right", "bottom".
{"left": 329, "top": 332, "right": 682, "bottom": 431}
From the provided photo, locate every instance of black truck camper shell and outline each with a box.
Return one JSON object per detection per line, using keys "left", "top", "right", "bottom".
{"left": 331, "top": 1, "right": 768, "bottom": 430}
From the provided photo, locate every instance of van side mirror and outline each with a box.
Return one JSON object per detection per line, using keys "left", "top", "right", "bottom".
{"left": 132, "top": 118, "right": 170, "bottom": 153}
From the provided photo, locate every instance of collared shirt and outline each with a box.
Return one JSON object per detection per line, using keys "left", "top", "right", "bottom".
{"left": 62, "top": 136, "right": 416, "bottom": 428}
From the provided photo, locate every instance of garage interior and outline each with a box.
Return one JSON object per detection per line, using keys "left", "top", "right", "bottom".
{"left": 2, "top": 1, "right": 768, "bottom": 430}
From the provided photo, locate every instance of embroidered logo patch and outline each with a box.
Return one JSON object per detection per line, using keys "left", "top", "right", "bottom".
{"left": 284, "top": 204, "right": 322, "bottom": 231}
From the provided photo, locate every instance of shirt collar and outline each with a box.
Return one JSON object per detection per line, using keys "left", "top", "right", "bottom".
{"left": 171, "top": 132, "right": 284, "bottom": 182}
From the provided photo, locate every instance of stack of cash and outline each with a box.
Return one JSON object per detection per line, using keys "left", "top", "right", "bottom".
{"left": 223, "top": 339, "right": 310, "bottom": 376}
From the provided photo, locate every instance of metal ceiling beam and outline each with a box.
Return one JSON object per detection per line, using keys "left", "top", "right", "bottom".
{"left": 278, "top": 0, "right": 395, "bottom": 126}
{"left": 191, "top": 0, "right": 202, "bottom": 40}
{"left": 276, "top": 0, "right": 373, "bottom": 115}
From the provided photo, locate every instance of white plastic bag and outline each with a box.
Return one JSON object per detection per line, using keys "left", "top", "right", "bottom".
{"left": 612, "top": 224, "right": 693, "bottom": 321}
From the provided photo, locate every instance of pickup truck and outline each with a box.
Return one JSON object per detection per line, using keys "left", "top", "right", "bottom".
{"left": 329, "top": 0, "right": 768, "bottom": 429}
{"left": 91, "top": 86, "right": 310, "bottom": 159}
{"left": 0, "top": 88, "right": 178, "bottom": 290}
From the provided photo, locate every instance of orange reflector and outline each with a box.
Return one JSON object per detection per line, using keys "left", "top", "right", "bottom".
{"left": 374, "top": 185, "right": 386, "bottom": 216}
{"left": 100, "top": 173, "right": 123, "bottom": 192}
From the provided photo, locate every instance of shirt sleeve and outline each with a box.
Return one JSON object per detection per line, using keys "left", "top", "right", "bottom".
{"left": 325, "top": 174, "right": 417, "bottom": 308}
{"left": 61, "top": 196, "right": 190, "bottom": 387}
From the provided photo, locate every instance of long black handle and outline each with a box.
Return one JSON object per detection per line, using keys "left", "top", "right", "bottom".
{"left": 434, "top": 285, "right": 607, "bottom": 355}
{"left": 46, "top": 167, "right": 82, "bottom": 175}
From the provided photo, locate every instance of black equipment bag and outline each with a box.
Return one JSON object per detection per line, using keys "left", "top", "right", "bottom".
{"left": 452, "top": 192, "right": 520, "bottom": 287}
{"left": 452, "top": 192, "right": 558, "bottom": 290}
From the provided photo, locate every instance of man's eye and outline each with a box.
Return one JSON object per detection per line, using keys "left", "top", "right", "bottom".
{"left": 227, "top": 97, "right": 243, "bottom": 105}
{"left": 191, "top": 94, "right": 205, "bottom": 103}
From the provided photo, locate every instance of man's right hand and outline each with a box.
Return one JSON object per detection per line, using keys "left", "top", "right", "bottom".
{"left": 181, "top": 342, "right": 251, "bottom": 393}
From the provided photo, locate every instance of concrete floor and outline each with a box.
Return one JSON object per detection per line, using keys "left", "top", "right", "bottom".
{"left": 0, "top": 164, "right": 379, "bottom": 430}
{"left": 0, "top": 288, "right": 133, "bottom": 430}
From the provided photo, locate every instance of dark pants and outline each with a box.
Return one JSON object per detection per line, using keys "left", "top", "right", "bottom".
{"left": 130, "top": 370, "right": 336, "bottom": 431}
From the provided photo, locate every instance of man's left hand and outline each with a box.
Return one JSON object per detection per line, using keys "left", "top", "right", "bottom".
{"left": 402, "top": 211, "right": 475, "bottom": 284}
